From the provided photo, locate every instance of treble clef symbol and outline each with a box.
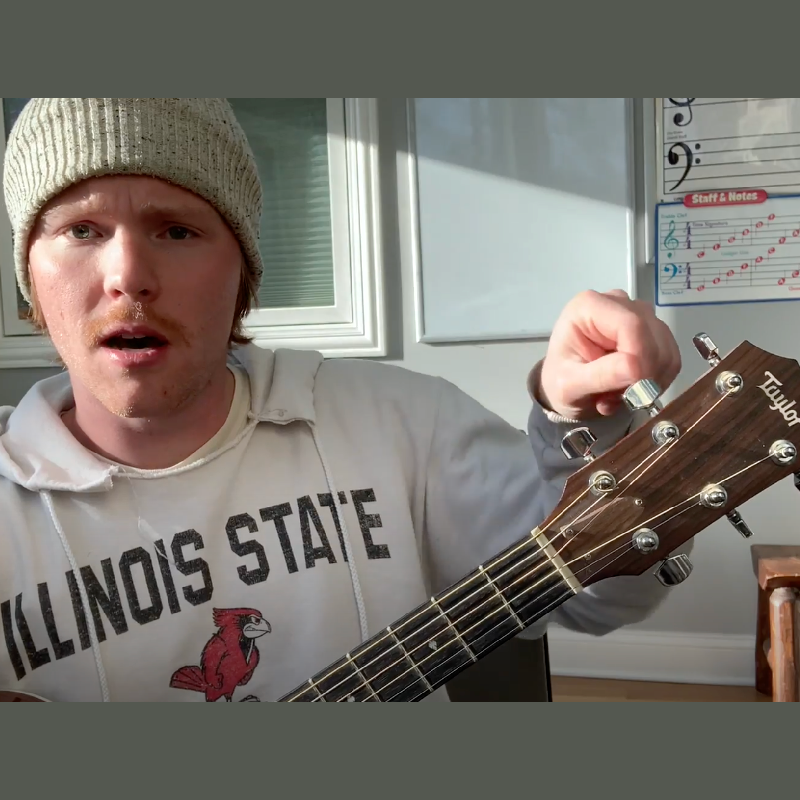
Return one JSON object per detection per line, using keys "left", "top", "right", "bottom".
{"left": 664, "top": 219, "right": 679, "bottom": 250}
{"left": 668, "top": 98, "right": 695, "bottom": 127}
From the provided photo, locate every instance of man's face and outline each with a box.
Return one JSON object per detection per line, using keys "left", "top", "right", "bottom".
{"left": 27, "top": 175, "right": 243, "bottom": 419}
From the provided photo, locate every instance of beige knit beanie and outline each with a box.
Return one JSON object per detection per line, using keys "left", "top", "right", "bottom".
{"left": 2, "top": 98, "right": 263, "bottom": 305}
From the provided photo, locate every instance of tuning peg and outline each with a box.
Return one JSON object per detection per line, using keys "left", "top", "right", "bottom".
{"left": 655, "top": 554, "right": 693, "bottom": 587}
{"left": 699, "top": 483, "right": 755, "bottom": 539}
{"left": 692, "top": 332, "right": 721, "bottom": 366}
{"left": 623, "top": 379, "right": 663, "bottom": 417}
{"left": 560, "top": 427, "right": 597, "bottom": 462}
{"left": 726, "top": 509, "right": 754, "bottom": 539}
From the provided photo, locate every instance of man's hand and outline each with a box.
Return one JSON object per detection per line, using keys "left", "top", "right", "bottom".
{"left": 537, "top": 289, "right": 682, "bottom": 420}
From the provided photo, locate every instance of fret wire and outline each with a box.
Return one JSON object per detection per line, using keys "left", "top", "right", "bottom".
{"left": 308, "top": 678, "right": 326, "bottom": 702}
{"left": 303, "top": 537, "right": 553, "bottom": 701}
{"left": 346, "top": 652, "right": 380, "bottom": 701}
{"left": 431, "top": 599, "right": 477, "bottom": 662}
{"left": 379, "top": 579, "right": 575, "bottom": 702}
{"left": 313, "top": 540, "right": 563, "bottom": 703}
{"left": 350, "top": 527, "right": 630, "bottom": 702}
{"left": 339, "top": 560, "right": 573, "bottom": 702}
{"left": 387, "top": 625, "right": 433, "bottom": 694}
{"left": 478, "top": 564, "right": 524, "bottom": 629}
{"left": 293, "top": 517, "right": 637, "bottom": 701}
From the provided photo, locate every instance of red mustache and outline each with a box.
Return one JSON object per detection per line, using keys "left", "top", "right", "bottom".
{"left": 83, "top": 303, "right": 189, "bottom": 347}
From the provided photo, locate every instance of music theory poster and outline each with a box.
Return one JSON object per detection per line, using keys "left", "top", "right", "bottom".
{"left": 656, "top": 99, "right": 800, "bottom": 203}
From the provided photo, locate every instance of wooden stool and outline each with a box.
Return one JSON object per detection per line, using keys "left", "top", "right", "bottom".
{"left": 751, "top": 545, "right": 800, "bottom": 702}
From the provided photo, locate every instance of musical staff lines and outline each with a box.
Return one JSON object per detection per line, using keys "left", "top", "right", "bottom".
{"left": 657, "top": 98, "right": 800, "bottom": 200}
{"left": 655, "top": 197, "right": 800, "bottom": 307}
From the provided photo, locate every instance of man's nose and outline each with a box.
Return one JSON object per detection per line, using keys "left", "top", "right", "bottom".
{"left": 101, "top": 231, "right": 161, "bottom": 302}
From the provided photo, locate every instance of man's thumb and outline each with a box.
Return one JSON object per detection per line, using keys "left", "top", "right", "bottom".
{"left": 566, "top": 352, "right": 638, "bottom": 401}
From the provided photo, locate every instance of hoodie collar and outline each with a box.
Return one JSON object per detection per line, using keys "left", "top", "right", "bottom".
{"left": 0, "top": 344, "right": 325, "bottom": 493}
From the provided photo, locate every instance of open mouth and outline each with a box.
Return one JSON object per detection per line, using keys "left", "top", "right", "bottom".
{"left": 104, "top": 334, "right": 167, "bottom": 350}
{"left": 100, "top": 327, "right": 170, "bottom": 351}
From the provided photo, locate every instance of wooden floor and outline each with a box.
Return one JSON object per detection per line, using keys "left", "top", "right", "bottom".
{"left": 551, "top": 675, "right": 771, "bottom": 702}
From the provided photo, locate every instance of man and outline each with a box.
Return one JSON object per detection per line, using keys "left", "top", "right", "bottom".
{"left": 0, "top": 98, "right": 684, "bottom": 702}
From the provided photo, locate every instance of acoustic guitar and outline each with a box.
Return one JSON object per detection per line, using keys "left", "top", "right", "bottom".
{"left": 3, "top": 333, "right": 799, "bottom": 702}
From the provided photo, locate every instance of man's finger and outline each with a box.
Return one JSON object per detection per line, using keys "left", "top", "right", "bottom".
{"left": 603, "top": 288, "right": 631, "bottom": 302}
{"left": 570, "top": 292, "right": 658, "bottom": 357}
{"left": 560, "top": 350, "right": 643, "bottom": 401}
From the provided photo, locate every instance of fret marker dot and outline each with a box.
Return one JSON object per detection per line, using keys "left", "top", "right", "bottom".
{"left": 429, "top": 641, "right": 439, "bottom": 651}
{"left": 347, "top": 695, "right": 355, "bottom": 702}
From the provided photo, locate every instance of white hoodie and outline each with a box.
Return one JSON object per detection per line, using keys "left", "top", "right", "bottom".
{"left": 0, "top": 344, "right": 678, "bottom": 702}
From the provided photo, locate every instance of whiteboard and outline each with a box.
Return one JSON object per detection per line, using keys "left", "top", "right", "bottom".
{"left": 410, "top": 98, "right": 637, "bottom": 342}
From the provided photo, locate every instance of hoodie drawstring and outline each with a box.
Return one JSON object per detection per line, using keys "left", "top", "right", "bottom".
{"left": 310, "top": 426, "right": 369, "bottom": 644}
{"left": 41, "top": 490, "right": 111, "bottom": 702}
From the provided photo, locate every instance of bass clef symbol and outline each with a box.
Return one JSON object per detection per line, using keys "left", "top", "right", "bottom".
{"left": 668, "top": 98, "right": 696, "bottom": 127}
{"left": 667, "top": 143, "right": 693, "bottom": 192}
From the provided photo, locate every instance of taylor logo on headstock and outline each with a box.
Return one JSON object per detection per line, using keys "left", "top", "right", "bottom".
{"left": 757, "top": 371, "right": 800, "bottom": 427}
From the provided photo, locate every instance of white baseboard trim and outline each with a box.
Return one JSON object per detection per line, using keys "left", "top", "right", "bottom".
{"left": 546, "top": 626, "right": 756, "bottom": 686}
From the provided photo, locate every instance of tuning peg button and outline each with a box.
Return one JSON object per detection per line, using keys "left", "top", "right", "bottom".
{"left": 655, "top": 554, "right": 693, "bottom": 587}
{"left": 692, "top": 332, "right": 721, "bottom": 366}
{"left": 623, "top": 379, "right": 663, "bottom": 417}
{"left": 560, "top": 427, "right": 597, "bottom": 462}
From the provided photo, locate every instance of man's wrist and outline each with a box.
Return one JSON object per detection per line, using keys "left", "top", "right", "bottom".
{"left": 527, "top": 360, "right": 550, "bottom": 409}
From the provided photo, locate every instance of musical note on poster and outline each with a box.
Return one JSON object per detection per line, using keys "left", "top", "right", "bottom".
{"left": 656, "top": 99, "right": 800, "bottom": 202}
{"left": 655, "top": 190, "right": 800, "bottom": 307}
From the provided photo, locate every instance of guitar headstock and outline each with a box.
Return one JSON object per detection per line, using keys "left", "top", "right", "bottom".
{"left": 541, "top": 333, "right": 800, "bottom": 590}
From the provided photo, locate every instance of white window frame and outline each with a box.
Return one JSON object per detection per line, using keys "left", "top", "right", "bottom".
{"left": 0, "top": 97, "right": 386, "bottom": 368}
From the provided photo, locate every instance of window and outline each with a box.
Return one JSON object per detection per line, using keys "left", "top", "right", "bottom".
{"left": 0, "top": 98, "right": 385, "bottom": 368}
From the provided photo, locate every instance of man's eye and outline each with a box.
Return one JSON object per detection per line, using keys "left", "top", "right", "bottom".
{"left": 167, "top": 226, "right": 192, "bottom": 240}
{"left": 70, "top": 224, "right": 93, "bottom": 240}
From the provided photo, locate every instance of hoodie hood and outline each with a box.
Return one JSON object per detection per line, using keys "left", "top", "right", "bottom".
{"left": 0, "top": 344, "right": 324, "bottom": 492}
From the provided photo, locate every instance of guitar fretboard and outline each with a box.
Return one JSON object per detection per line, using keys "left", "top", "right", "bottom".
{"left": 279, "top": 530, "right": 575, "bottom": 702}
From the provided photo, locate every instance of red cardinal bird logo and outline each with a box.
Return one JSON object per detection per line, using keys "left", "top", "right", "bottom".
{"left": 169, "top": 607, "right": 271, "bottom": 702}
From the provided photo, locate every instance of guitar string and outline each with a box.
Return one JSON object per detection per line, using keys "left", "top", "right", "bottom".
{"left": 314, "top": 520, "right": 654, "bottom": 702}
{"left": 298, "top": 397, "right": 747, "bottom": 702}
{"left": 284, "top": 486, "right": 600, "bottom": 700}
{"left": 386, "top": 537, "right": 645, "bottom": 701}
{"left": 554, "top": 389, "right": 734, "bottom": 556}
{"left": 377, "top": 529, "right": 661, "bottom": 702}
{"left": 576, "top": 451, "right": 774, "bottom": 563}
{"left": 299, "top": 428, "right": 664, "bottom": 703}
{"left": 319, "top": 449, "right": 772, "bottom": 702}
{"left": 297, "top": 388, "right": 747, "bottom": 701}
{"left": 377, "top": 535, "right": 640, "bottom": 701}
{"left": 534, "top": 389, "right": 731, "bottom": 561}
{"left": 552, "top": 442, "right": 671, "bottom": 553}
{"left": 374, "top": 446, "right": 772, "bottom": 703}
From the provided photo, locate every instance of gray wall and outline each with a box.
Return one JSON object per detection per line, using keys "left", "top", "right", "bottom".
{"left": 1, "top": 367, "right": 59, "bottom": 405}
